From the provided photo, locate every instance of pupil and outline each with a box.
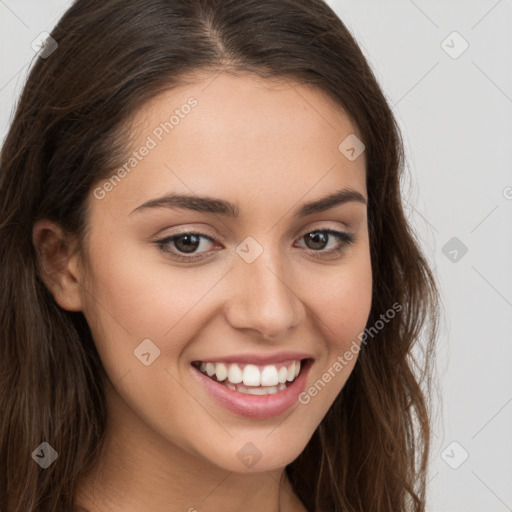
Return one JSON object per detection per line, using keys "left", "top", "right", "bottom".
{"left": 175, "top": 234, "right": 200, "bottom": 253}
{"left": 306, "top": 232, "right": 328, "bottom": 250}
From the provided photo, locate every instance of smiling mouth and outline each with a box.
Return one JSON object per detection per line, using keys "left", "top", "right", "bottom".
{"left": 191, "top": 358, "right": 310, "bottom": 395}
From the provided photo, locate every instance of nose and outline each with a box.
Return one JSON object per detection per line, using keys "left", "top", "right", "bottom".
{"left": 223, "top": 247, "right": 304, "bottom": 340}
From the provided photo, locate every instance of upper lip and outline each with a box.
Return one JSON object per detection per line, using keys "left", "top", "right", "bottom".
{"left": 192, "top": 351, "right": 313, "bottom": 365}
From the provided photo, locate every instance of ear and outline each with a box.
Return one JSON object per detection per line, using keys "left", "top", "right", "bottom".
{"left": 32, "top": 219, "right": 85, "bottom": 312}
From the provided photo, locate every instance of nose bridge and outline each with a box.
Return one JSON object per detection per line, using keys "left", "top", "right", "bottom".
{"left": 224, "top": 240, "right": 303, "bottom": 338}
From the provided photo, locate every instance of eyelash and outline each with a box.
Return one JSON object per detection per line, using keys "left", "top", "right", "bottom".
{"left": 155, "top": 227, "right": 356, "bottom": 263}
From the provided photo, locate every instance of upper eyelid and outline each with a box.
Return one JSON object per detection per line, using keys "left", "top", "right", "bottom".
{"left": 161, "top": 221, "right": 351, "bottom": 240}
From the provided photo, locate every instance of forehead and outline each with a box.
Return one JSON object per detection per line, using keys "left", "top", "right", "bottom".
{"left": 93, "top": 72, "right": 366, "bottom": 219}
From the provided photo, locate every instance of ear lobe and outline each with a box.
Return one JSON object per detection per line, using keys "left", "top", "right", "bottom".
{"left": 32, "top": 219, "right": 84, "bottom": 312}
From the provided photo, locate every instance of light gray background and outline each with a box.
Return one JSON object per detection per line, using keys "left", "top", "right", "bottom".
{"left": 1, "top": 1, "right": 511, "bottom": 511}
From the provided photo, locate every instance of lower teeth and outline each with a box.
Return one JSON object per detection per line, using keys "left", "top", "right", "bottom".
{"left": 222, "top": 380, "right": 288, "bottom": 395}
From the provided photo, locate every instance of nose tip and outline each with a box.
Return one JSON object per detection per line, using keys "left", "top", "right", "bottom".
{"left": 223, "top": 257, "right": 303, "bottom": 340}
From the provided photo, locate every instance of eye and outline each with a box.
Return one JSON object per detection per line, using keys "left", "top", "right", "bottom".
{"left": 295, "top": 228, "right": 355, "bottom": 258}
{"left": 155, "top": 227, "right": 355, "bottom": 263}
{"left": 155, "top": 232, "right": 218, "bottom": 262}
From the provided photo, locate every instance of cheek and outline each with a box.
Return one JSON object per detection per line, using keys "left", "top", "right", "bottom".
{"left": 82, "top": 232, "right": 204, "bottom": 338}
{"left": 307, "top": 248, "right": 373, "bottom": 348}
{"left": 79, "top": 234, "right": 172, "bottom": 382}
{"left": 79, "top": 233, "right": 231, "bottom": 394}
{"left": 295, "top": 252, "right": 372, "bottom": 417}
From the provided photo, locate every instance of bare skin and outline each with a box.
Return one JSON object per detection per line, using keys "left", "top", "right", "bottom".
{"left": 33, "top": 71, "right": 372, "bottom": 512}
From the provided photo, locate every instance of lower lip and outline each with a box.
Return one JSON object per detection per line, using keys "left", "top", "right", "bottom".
{"left": 190, "top": 359, "right": 313, "bottom": 419}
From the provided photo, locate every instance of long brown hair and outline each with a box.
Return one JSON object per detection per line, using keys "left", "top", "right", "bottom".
{"left": 0, "top": 1, "right": 439, "bottom": 510}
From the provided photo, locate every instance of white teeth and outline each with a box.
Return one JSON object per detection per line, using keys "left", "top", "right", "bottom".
{"left": 196, "top": 359, "right": 305, "bottom": 388}
{"left": 206, "top": 362, "right": 215, "bottom": 377}
{"left": 242, "top": 364, "right": 260, "bottom": 386}
{"left": 260, "top": 365, "right": 279, "bottom": 386}
{"left": 278, "top": 366, "right": 288, "bottom": 384}
{"left": 215, "top": 362, "right": 228, "bottom": 382}
{"left": 286, "top": 363, "right": 295, "bottom": 382}
{"left": 227, "top": 383, "right": 281, "bottom": 396}
{"left": 228, "top": 363, "right": 243, "bottom": 384}
{"left": 242, "top": 384, "right": 273, "bottom": 395}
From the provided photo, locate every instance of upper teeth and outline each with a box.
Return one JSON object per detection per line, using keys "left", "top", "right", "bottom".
{"left": 198, "top": 360, "right": 301, "bottom": 387}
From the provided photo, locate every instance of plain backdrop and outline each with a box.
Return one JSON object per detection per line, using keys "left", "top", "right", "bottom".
{"left": 1, "top": 1, "right": 511, "bottom": 511}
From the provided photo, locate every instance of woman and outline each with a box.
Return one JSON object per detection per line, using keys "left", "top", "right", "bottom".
{"left": 0, "top": 0, "right": 439, "bottom": 511}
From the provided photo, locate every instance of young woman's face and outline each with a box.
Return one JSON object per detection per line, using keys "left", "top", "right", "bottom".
{"left": 78, "top": 72, "right": 372, "bottom": 472}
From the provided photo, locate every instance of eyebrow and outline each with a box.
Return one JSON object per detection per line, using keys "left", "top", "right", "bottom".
{"left": 129, "top": 188, "right": 367, "bottom": 218}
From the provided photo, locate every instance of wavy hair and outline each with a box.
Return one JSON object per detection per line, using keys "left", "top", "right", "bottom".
{"left": 0, "top": 0, "right": 439, "bottom": 510}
